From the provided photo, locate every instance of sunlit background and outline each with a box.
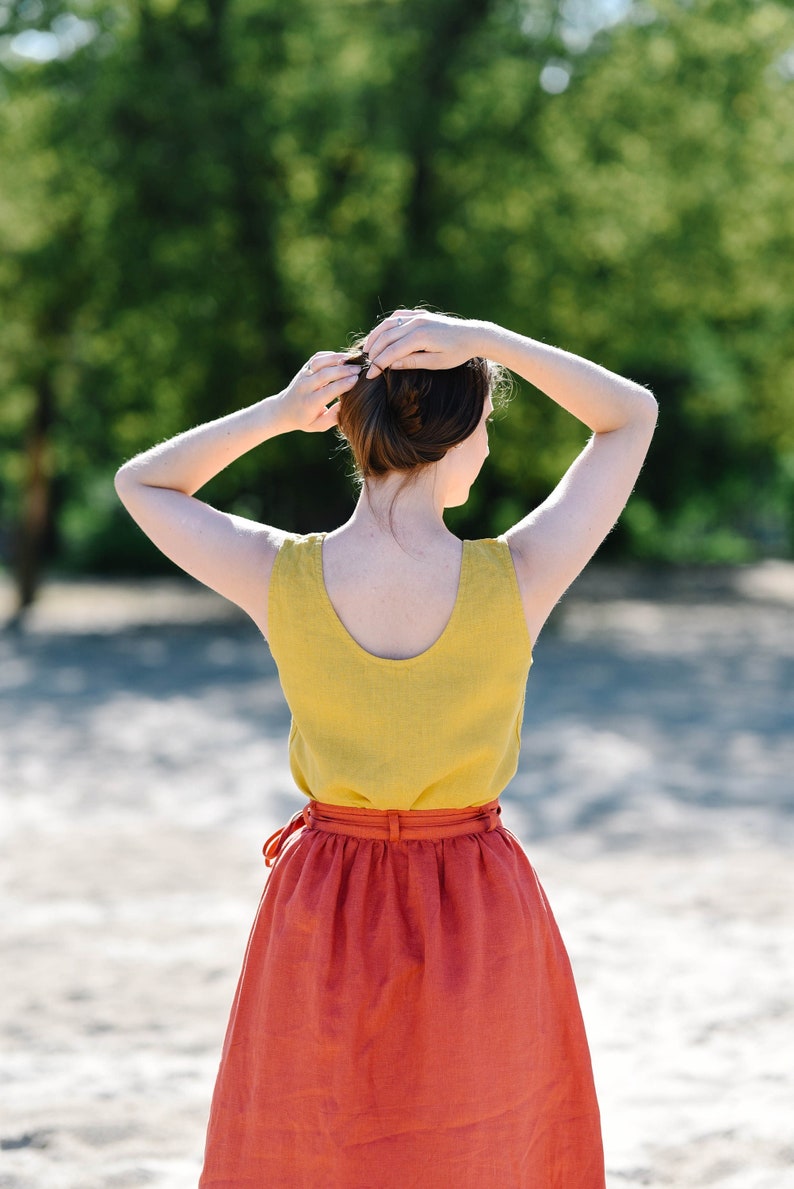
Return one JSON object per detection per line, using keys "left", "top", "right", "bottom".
{"left": 2, "top": 5, "right": 794, "bottom": 1187}
{"left": 0, "top": 0, "right": 793, "bottom": 612}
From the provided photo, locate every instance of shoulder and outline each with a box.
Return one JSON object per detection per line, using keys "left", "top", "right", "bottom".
{"left": 249, "top": 524, "right": 303, "bottom": 588}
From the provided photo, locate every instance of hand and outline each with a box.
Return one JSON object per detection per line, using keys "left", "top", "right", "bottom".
{"left": 276, "top": 352, "right": 361, "bottom": 433}
{"left": 364, "top": 310, "right": 485, "bottom": 378}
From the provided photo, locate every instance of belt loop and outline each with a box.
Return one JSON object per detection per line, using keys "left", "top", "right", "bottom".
{"left": 387, "top": 811, "right": 401, "bottom": 842}
{"left": 486, "top": 803, "right": 501, "bottom": 832}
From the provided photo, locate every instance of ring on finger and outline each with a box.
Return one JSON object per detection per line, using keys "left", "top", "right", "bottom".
{"left": 305, "top": 362, "right": 313, "bottom": 374}
{"left": 396, "top": 317, "right": 403, "bottom": 326}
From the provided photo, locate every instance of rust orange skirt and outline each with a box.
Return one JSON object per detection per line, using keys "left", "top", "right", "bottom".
{"left": 199, "top": 799, "right": 605, "bottom": 1188}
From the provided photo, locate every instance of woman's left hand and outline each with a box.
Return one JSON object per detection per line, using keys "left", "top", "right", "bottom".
{"left": 275, "top": 352, "right": 361, "bottom": 433}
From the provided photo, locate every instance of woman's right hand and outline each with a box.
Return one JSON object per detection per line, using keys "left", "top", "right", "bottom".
{"left": 364, "top": 310, "right": 490, "bottom": 377}
{"left": 275, "top": 351, "right": 362, "bottom": 433}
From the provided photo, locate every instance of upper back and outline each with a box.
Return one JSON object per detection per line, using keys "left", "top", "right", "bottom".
{"left": 319, "top": 528, "right": 469, "bottom": 661}
{"left": 267, "top": 533, "right": 533, "bottom": 811}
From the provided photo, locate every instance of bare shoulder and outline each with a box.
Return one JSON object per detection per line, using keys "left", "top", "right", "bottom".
{"left": 226, "top": 518, "right": 293, "bottom": 634}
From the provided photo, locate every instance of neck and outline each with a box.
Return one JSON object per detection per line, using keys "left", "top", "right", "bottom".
{"left": 348, "top": 468, "right": 453, "bottom": 544}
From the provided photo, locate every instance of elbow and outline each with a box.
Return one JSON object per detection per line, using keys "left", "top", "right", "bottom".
{"left": 595, "top": 383, "right": 658, "bottom": 436}
{"left": 114, "top": 461, "right": 138, "bottom": 504}
{"left": 632, "top": 384, "right": 659, "bottom": 428}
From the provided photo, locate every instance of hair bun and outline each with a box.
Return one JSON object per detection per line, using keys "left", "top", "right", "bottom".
{"left": 337, "top": 330, "right": 496, "bottom": 479}
{"left": 384, "top": 371, "right": 425, "bottom": 439}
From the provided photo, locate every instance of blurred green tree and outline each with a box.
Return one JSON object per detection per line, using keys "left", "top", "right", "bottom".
{"left": 0, "top": 0, "right": 792, "bottom": 612}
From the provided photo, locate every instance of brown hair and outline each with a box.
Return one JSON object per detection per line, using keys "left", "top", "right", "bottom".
{"left": 336, "top": 344, "right": 501, "bottom": 482}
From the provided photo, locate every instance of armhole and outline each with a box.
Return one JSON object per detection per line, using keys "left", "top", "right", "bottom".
{"left": 496, "top": 534, "right": 534, "bottom": 658}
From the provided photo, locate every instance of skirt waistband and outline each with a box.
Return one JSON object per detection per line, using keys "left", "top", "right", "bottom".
{"left": 263, "top": 798, "right": 503, "bottom": 869}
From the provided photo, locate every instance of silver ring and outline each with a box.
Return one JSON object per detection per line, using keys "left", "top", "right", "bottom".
{"left": 305, "top": 362, "right": 313, "bottom": 374}
{"left": 396, "top": 317, "right": 403, "bottom": 326}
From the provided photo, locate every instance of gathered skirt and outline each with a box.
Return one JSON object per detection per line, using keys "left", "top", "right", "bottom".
{"left": 199, "top": 799, "right": 605, "bottom": 1188}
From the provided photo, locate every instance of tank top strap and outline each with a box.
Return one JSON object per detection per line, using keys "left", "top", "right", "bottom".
{"left": 457, "top": 536, "right": 532, "bottom": 653}
{"left": 267, "top": 532, "right": 315, "bottom": 641}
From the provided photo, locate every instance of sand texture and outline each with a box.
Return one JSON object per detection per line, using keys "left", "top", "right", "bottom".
{"left": 1, "top": 563, "right": 793, "bottom": 1188}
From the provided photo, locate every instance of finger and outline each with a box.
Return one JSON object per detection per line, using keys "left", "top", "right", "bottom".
{"left": 313, "top": 351, "right": 351, "bottom": 368}
{"left": 314, "top": 372, "right": 360, "bottom": 405}
{"left": 389, "top": 308, "right": 424, "bottom": 325}
{"left": 321, "top": 401, "right": 341, "bottom": 428}
{"left": 365, "top": 326, "right": 424, "bottom": 377}
{"left": 364, "top": 312, "right": 418, "bottom": 358}
{"left": 306, "top": 398, "right": 342, "bottom": 433}
{"left": 364, "top": 329, "right": 406, "bottom": 376}
{"left": 388, "top": 352, "right": 445, "bottom": 371}
{"left": 367, "top": 329, "right": 435, "bottom": 377}
{"left": 363, "top": 324, "right": 393, "bottom": 361}
{"left": 365, "top": 309, "right": 433, "bottom": 372}
{"left": 303, "top": 351, "right": 352, "bottom": 376}
{"left": 313, "top": 362, "right": 361, "bottom": 388}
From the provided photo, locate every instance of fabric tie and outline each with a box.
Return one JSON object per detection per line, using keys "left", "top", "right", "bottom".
{"left": 263, "top": 799, "right": 502, "bottom": 870}
{"left": 263, "top": 804, "right": 311, "bottom": 868}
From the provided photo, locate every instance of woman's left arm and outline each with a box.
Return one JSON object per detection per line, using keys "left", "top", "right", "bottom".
{"left": 365, "top": 311, "right": 658, "bottom": 642}
{"left": 114, "top": 352, "right": 359, "bottom": 634}
{"left": 478, "top": 325, "right": 658, "bottom": 640}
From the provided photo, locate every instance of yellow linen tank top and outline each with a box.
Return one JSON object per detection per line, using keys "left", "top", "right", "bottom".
{"left": 267, "top": 533, "right": 533, "bottom": 811}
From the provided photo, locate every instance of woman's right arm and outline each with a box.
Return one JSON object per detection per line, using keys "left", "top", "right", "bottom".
{"left": 114, "top": 352, "right": 359, "bottom": 634}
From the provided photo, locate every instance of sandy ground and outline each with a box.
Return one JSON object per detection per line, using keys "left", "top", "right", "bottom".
{"left": 1, "top": 562, "right": 793, "bottom": 1189}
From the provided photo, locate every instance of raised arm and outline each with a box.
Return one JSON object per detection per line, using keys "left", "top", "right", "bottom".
{"left": 366, "top": 311, "right": 658, "bottom": 642}
{"left": 477, "top": 325, "right": 657, "bottom": 640}
{"left": 114, "top": 352, "right": 359, "bottom": 635}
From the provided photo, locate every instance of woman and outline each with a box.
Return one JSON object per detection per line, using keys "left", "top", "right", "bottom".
{"left": 115, "top": 309, "right": 657, "bottom": 1187}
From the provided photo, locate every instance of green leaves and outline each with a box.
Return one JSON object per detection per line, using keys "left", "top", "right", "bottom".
{"left": 1, "top": 0, "right": 793, "bottom": 594}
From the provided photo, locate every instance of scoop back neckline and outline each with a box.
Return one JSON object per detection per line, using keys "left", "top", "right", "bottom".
{"left": 314, "top": 533, "right": 471, "bottom": 667}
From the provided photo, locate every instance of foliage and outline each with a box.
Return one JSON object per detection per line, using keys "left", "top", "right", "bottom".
{"left": 0, "top": 0, "right": 792, "bottom": 596}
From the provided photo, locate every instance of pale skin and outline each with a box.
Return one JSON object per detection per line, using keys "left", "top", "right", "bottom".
{"left": 114, "top": 310, "right": 658, "bottom": 658}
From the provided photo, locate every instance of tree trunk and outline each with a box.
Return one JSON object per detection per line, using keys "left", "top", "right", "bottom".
{"left": 378, "top": 0, "right": 495, "bottom": 301}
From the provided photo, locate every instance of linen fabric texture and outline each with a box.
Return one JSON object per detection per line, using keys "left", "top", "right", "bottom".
{"left": 268, "top": 533, "right": 533, "bottom": 811}
{"left": 199, "top": 534, "right": 605, "bottom": 1188}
